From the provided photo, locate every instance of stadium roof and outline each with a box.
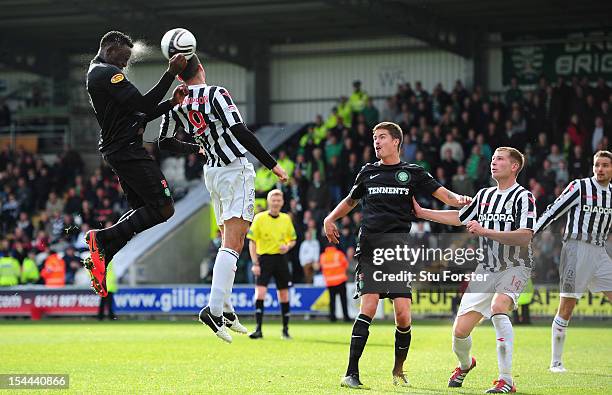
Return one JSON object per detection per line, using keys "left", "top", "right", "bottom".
{"left": 1, "top": 0, "right": 612, "bottom": 71}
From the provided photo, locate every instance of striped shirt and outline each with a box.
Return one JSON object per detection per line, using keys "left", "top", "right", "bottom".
{"left": 459, "top": 183, "right": 536, "bottom": 272}
{"left": 534, "top": 177, "right": 612, "bottom": 247}
{"left": 159, "top": 84, "right": 247, "bottom": 167}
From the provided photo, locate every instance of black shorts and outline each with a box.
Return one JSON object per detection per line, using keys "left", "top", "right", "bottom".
{"left": 104, "top": 145, "right": 173, "bottom": 209}
{"left": 353, "top": 255, "right": 412, "bottom": 300}
{"left": 257, "top": 254, "right": 292, "bottom": 289}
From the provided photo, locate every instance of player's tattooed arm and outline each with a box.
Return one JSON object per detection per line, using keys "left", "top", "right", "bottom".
{"left": 324, "top": 196, "right": 359, "bottom": 244}
{"left": 412, "top": 197, "right": 462, "bottom": 226}
{"left": 431, "top": 186, "right": 472, "bottom": 207}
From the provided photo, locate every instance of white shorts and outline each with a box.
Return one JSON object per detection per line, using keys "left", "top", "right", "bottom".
{"left": 559, "top": 239, "right": 612, "bottom": 299}
{"left": 457, "top": 265, "right": 531, "bottom": 319}
{"left": 204, "top": 157, "right": 256, "bottom": 225}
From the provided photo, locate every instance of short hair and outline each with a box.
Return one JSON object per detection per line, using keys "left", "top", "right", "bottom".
{"left": 179, "top": 55, "right": 201, "bottom": 81}
{"left": 594, "top": 150, "right": 612, "bottom": 163}
{"left": 495, "top": 147, "right": 525, "bottom": 174}
{"left": 373, "top": 122, "right": 403, "bottom": 152}
{"left": 267, "top": 189, "right": 283, "bottom": 200}
{"left": 100, "top": 31, "right": 133, "bottom": 49}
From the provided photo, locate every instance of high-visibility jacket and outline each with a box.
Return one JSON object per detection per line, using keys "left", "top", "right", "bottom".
{"left": 319, "top": 246, "right": 349, "bottom": 287}
{"left": 40, "top": 253, "right": 65, "bottom": 288}
{"left": 20, "top": 258, "right": 40, "bottom": 284}
{"left": 0, "top": 256, "right": 20, "bottom": 286}
{"left": 349, "top": 90, "right": 368, "bottom": 113}
{"left": 337, "top": 102, "right": 353, "bottom": 127}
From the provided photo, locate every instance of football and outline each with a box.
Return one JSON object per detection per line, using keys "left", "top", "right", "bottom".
{"left": 160, "top": 28, "right": 197, "bottom": 60}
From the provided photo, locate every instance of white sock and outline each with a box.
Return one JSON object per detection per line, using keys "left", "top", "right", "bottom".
{"left": 452, "top": 335, "right": 473, "bottom": 370}
{"left": 491, "top": 313, "right": 513, "bottom": 384}
{"left": 551, "top": 315, "right": 569, "bottom": 366}
{"left": 208, "top": 247, "right": 238, "bottom": 316}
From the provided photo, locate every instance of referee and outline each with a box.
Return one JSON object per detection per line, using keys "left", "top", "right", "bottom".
{"left": 84, "top": 31, "right": 193, "bottom": 296}
{"left": 247, "top": 189, "right": 297, "bottom": 340}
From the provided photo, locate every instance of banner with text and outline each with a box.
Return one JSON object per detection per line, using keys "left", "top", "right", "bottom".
{"left": 502, "top": 30, "right": 612, "bottom": 85}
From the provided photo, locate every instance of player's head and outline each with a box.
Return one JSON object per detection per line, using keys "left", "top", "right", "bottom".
{"left": 99, "top": 31, "right": 134, "bottom": 69}
{"left": 373, "top": 122, "right": 403, "bottom": 160}
{"left": 178, "top": 55, "right": 205, "bottom": 83}
{"left": 491, "top": 147, "right": 524, "bottom": 181}
{"left": 593, "top": 150, "right": 612, "bottom": 184}
{"left": 267, "top": 189, "right": 284, "bottom": 214}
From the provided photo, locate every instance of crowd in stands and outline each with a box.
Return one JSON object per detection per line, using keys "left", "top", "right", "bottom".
{"left": 2, "top": 74, "right": 612, "bottom": 288}
{"left": 0, "top": 144, "right": 128, "bottom": 287}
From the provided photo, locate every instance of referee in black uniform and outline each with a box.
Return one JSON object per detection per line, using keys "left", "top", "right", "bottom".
{"left": 84, "top": 31, "right": 196, "bottom": 296}
{"left": 324, "top": 122, "right": 470, "bottom": 389}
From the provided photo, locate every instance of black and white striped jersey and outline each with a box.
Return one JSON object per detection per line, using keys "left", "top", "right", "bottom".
{"left": 159, "top": 84, "right": 247, "bottom": 167}
{"left": 534, "top": 177, "right": 612, "bottom": 247}
{"left": 458, "top": 183, "right": 536, "bottom": 272}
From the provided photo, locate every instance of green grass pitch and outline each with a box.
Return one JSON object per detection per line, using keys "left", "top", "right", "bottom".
{"left": 1, "top": 319, "right": 610, "bottom": 394}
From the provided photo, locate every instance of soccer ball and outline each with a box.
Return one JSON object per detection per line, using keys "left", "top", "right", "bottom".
{"left": 161, "top": 28, "right": 197, "bottom": 60}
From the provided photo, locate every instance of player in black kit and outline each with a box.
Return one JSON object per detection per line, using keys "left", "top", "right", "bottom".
{"left": 323, "top": 122, "right": 471, "bottom": 389}
{"left": 84, "top": 31, "right": 194, "bottom": 296}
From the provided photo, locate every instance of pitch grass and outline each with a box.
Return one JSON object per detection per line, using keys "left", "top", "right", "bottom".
{"left": 1, "top": 319, "right": 610, "bottom": 394}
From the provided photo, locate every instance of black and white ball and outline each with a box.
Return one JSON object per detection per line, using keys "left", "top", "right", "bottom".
{"left": 161, "top": 28, "right": 196, "bottom": 60}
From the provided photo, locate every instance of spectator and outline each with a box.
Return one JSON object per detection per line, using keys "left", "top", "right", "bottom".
{"left": 414, "top": 151, "right": 431, "bottom": 172}
{"left": 451, "top": 165, "right": 475, "bottom": 197}
{"left": 362, "top": 98, "right": 379, "bottom": 128}
{"left": 568, "top": 145, "right": 587, "bottom": 179}
{"left": 440, "top": 149, "right": 458, "bottom": 178}
{"left": 440, "top": 133, "right": 464, "bottom": 163}
{"left": 556, "top": 160, "right": 569, "bottom": 186}
{"left": 591, "top": 116, "right": 606, "bottom": 153}
{"left": 326, "top": 156, "right": 344, "bottom": 207}
{"left": 381, "top": 97, "right": 399, "bottom": 123}
{"left": 337, "top": 96, "right": 352, "bottom": 127}
{"left": 299, "top": 229, "right": 320, "bottom": 284}
{"left": 401, "top": 133, "right": 418, "bottom": 163}
{"left": 505, "top": 76, "right": 523, "bottom": 105}
{"left": 566, "top": 113, "right": 586, "bottom": 147}
{"left": 0, "top": 252, "right": 20, "bottom": 286}
{"left": 306, "top": 148, "right": 326, "bottom": 182}
{"left": 20, "top": 250, "right": 40, "bottom": 284}
{"left": 324, "top": 134, "right": 343, "bottom": 163}
{"left": 63, "top": 246, "right": 81, "bottom": 284}
{"left": 319, "top": 243, "right": 350, "bottom": 322}
{"left": 40, "top": 251, "right": 65, "bottom": 288}
{"left": 349, "top": 80, "right": 368, "bottom": 116}
{"left": 546, "top": 144, "right": 564, "bottom": 171}
{"left": 45, "top": 191, "right": 64, "bottom": 217}
{"left": 306, "top": 171, "right": 330, "bottom": 210}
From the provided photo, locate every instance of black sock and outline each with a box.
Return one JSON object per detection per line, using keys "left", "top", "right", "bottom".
{"left": 281, "top": 302, "right": 290, "bottom": 331}
{"left": 394, "top": 326, "right": 412, "bottom": 372}
{"left": 96, "top": 205, "right": 171, "bottom": 249}
{"left": 346, "top": 313, "right": 372, "bottom": 377}
{"left": 255, "top": 299, "right": 264, "bottom": 331}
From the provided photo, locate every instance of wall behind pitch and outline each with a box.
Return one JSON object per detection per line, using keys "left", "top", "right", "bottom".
{"left": 269, "top": 36, "right": 470, "bottom": 123}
